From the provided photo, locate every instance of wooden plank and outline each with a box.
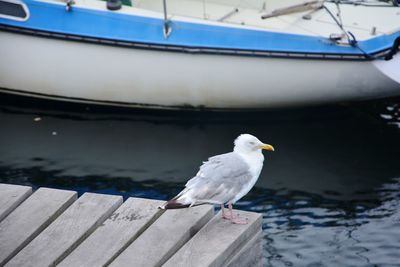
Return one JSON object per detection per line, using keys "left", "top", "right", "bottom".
{"left": 223, "top": 230, "right": 264, "bottom": 267}
{"left": 0, "top": 183, "right": 32, "bottom": 222}
{"left": 109, "top": 205, "right": 214, "bottom": 267}
{"left": 163, "top": 210, "right": 262, "bottom": 267}
{"left": 58, "top": 197, "right": 164, "bottom": 267}
{"left": 5, "top": 192, "right": 122, "bottom": 267}
{"left": 0, "top": 187, "right": 77, "bottom": 266}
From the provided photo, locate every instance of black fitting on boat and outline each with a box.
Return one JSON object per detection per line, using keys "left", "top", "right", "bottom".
{"left": 385, "top": 37, "right": 400, "bottom": 61}
{"left": 107, "top": 0, "right": 122, "bottom": 11}
{"left": 65, "top": 0, "right": 74, "bottom": 12}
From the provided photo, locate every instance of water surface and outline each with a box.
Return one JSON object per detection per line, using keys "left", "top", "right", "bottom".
{"left": 1, "top": 95, "right": 399, "bottom": 266}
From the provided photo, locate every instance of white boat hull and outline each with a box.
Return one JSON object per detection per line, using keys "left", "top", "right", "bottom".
{"left": 1, "top": 31, "right": 399, "bottom": 110}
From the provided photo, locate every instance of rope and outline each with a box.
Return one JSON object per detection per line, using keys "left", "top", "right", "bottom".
{"left": 326, "top": 0, "right": 399, "bottom": 7}
{"left": 322, "top": 5, "right": 353, "bottom": 44}
{"left": 385, "top": 36, "right": 400, "bottom": 60}
{"left": 321, "top": 4, "right": 398, "bottom": 60}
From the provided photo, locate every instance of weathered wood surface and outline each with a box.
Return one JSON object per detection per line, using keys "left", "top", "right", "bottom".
{"left": 5, "top": 192, "right": 122, "bottom": 267}
{"left": 110, "top": 205, "right": 214, "bottom": 267}
{"left": 58, "top": 197, "right": 164, "bottom": 267}
{"left": 0, "top": 187, "right": 77, "bottom": 266}
{"left": 163, "top": 210, "right": 262, "bottom": 267}
{"left": 0, "top": 183, "right": 31, "bottom": 222}
{"left": 223, "top": 230, "right": 264, "bottom": 267}
{"left": 0, "top": 184, "right": 263, "bottom": 267}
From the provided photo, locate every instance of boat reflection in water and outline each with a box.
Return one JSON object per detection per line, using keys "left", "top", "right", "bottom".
{"left": 0, "top": 97, "right": 399, "bottom": 266}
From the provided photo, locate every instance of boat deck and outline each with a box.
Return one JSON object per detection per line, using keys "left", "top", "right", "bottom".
{"left": 133, "top": 0, "right": 399, "bottom": 40}
{"left": 0, "top": 183, "right": 263, "bottom": 267}
{"left": 48, "top": 0, "right": 400, "bottom": 40}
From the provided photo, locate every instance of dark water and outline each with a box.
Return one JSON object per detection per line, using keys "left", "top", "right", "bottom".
{"left": 1, "top": 95, "right": 400, "bottom": 266}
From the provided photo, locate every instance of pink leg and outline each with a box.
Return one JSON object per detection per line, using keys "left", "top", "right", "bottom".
{"left": 221, "top": 204, "right": 232, "bottom": 220}
{"left": 228, "top": 203, "right": 248, "bottom": 225}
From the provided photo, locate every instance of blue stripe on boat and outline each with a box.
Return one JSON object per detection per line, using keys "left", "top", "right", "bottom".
{"left": 1, "top": 0, "right": 399, "bottom": 55}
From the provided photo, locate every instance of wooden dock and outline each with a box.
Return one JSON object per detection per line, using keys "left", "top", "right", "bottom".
{"left": 0, "top": 183, "right": 263, "bottom": 267}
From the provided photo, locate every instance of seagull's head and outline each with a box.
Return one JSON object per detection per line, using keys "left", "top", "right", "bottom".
{"left": 234, "top": 134, "right": 274, "bottom": 154}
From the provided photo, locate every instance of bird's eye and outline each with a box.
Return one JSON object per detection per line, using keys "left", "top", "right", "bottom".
{"left": 249, "top": 141, "right": 255, "bottom": 145}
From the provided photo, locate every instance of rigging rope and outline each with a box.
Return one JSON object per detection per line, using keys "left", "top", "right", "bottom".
{"left": 322, "top": 3, "right": 399, "bottom": 60}
{"left": 326, "top": 0, "right": 399, "bottom": 7}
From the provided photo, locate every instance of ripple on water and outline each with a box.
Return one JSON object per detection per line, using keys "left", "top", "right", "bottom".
{"left": 258, "top": 178, "right": 400, "bottom": 267}
{"left": 381, "top": 103, "right": 400, "bottom": 128}
{"left": 1, "top": 98, "right": 400, "bottom": 266}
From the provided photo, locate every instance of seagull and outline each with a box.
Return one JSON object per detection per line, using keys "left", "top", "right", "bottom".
{"left": 160, "top": 134, "right": 274, "bottom": 224}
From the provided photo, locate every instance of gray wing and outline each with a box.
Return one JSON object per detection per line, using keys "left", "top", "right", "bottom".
{"left": 181, "top": 152, "right": 252, "bottom": 204}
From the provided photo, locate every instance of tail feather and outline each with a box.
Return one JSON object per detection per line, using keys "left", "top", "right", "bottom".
{"left": 159, "top": 199, "right": 190, "bottom": 209}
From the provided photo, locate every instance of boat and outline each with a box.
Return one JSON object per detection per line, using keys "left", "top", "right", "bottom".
{"left": 0, "top": 0, "right": 399, "bottom": 110}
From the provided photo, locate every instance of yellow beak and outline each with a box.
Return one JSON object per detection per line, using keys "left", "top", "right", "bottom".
{"left": 261, "top": 144, "right": 275, "bottom": 151}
